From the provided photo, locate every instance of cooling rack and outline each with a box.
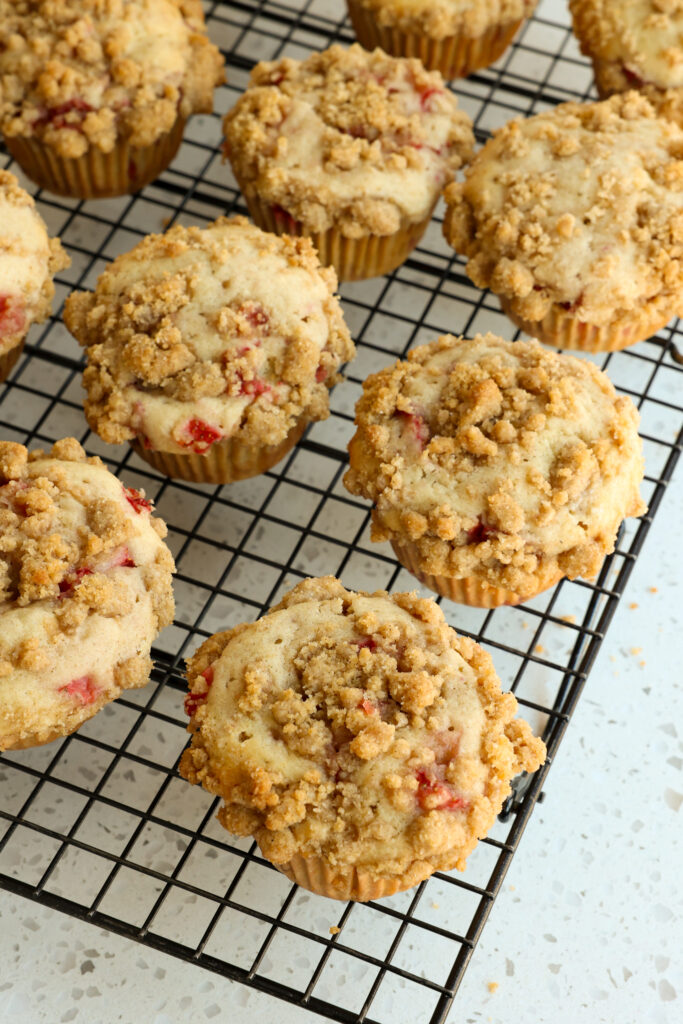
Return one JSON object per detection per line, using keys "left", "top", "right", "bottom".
{"left": 1, "top": 1, "right": 682, "bottom": 1022}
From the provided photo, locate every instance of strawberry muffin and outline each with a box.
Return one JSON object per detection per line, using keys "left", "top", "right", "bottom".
{"left": 0, "top": 170, "right": 70, "bottom": 382}
{"left": 0, "top": 437, "right": 175, "bottom": 751}
{"left": 64, "top": 216, "right": 354, "bottom": 484}
{"left": 223, "top": 44, "right": 474, "bottom": 281}
{"left": 344, "top": 334, "right": 645, "bottom": 607}
{"left": 443, "top": 93, "right": 683, "bottom": 352}
{"left": 0, "top": 0, "right": 225, "bottom": 198}
{"left": 571, "top": 0, "right": 683, "bottom": 125}
{"left": 179, "top": 576, "right": 545, "bottom": 901}
{"left": 347, "top": 1, "right": 537, "bottom": 80}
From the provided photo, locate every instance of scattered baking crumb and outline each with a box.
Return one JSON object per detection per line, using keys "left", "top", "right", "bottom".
{"left": 522, "top": 621, "right": 529, "bottom": 629}
{"left": 508, "top": 885, "right": 515, "bottom": 891}
{"left": 640, "top": 660, "right": 646, "bottom": 668}
{"left": 629, "top": 602, "right": 638, "bottom": 610}
{"left": 649, "top": 586, "right": 658, "bottom": 593}
{"left": 534, "top": 644, "right": 545, "bottom": 655}
{"left": 329, "top": 926, "right": 340, "bottom": 935}
{"left": 488, "top": 982, "right": 499, "bottom": 994}
{"left": 560, "top": 614, "right": 575, "bottom": 624}
{"left": 431, "top": 902, "right": 440, "bottom": 909}
{"left": 630, "top": 647, "right": 642, "bottom": 656}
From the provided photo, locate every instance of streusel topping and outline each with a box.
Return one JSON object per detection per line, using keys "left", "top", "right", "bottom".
{"left": 0, "top": 170, "right": 70, "bottom": 354}
{"left": 0, "top": 0, "right": 225, "bottom": 157}
{"left": 571, "top": 0, "right": 683, "bottom": 90}
{"left": 224, "top": 44, "right": 474, "bottom": 237}
{"left": 180, "top": 577, "right": 545, "bottom": 883}
{"left": 64, "top": 216, "right": 353, "bottom": 454}
{"left": 350, "top": 1, "right": 536, "bottom": 40}
{"left": 344, "top": 334, "right": 645, "bottom": 594}
{"left": 443, "top": 92, "right": 683, "bottom": 328}
{"left": 0, "top": 437, "right": 175, "bottom": 749}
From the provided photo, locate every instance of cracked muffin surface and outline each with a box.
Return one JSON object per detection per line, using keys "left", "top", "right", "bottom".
{"left": 179, "top": 576, "right": 545, "bottom": 894}
{"left": 64, "top": 216, "right": 353, "bottom": 456}
{"left": 0, "top": 437, "right": 175, "bottom": 750}
{"left": 344, "top": 334, "right": 645, "bottom": 601}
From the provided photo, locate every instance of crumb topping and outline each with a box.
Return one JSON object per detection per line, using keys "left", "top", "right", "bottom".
{"left": 0, "top": 0, "right": 225, "bottom": 157}
{"left": 0, "top": 170, "right": 69, "bottom": 354}
{"left": 63, "top": 216, "right": 354, "bottom": 454}
{"left": 343, "top": 334, "right": 646, "bottom": 596}
{"left": 571, "top": 0, "right": 683, "bottom": 90}
{"left": 179, "top": 577, "right": 545, "bottom": 881}
{"left": 443, "top": 92, "right": 683, "bottom": 328}
{"left": 223, "top": 44, "right": 474, "bottom": 237}
{"left": 0, "top": 437, "right": 175, "bottom": 749}
{"left": 351, "top": 0, "right": 537, "bottom": 41}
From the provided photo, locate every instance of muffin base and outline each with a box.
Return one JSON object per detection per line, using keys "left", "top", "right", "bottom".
{"left": 131, "top": 418, "right": 307, "bottom": 484}
{"left": 346, "top": 0, "right": 523, "bottom": 79}
{"left": 4, "top": 116, "right": 186, "bottom": 199}
{"left": 391, "top": 539, "right": 561, "bottom": 608}
{"left": 239, "top": 187, "right": 433, "bottom": 281}
{"left": 0, "top": 689, "right": 117, "bottom": 753}
{"left": 276, "top": 851, "right": 409, "bottom": 902}
{"left": 0, "top": 339, "right": 25, "bottom": 382}
{"left": 499, "top": 296, "right": 673, "bottom": 353}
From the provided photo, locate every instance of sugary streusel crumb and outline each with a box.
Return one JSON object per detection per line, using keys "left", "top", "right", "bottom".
{"left": 179, "top": 577, "right": 545, "bottom": 887}
{"left": 0, "top": 0, "right": 224, "bottom": 157}
{"left": 224, "top": 44, "right": 474, "bottom": 237}
{"left": 344, "top": 333, "right": 646, "bottom": 600}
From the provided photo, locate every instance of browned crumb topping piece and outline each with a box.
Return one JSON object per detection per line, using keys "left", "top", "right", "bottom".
{"left": 180, "top": 576, "right": 545, "bottom": 884}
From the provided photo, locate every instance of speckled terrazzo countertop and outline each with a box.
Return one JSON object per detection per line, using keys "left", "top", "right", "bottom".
{"left": 1, "top": 442, "right": 680, "bottom": 1024}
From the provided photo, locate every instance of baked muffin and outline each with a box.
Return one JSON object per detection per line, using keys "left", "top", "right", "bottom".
{"left": 347, "top": 1, "right": 537, "bottom": 80}
{"left": 343, "top": 334, "right": 646, "bottom": 608}
{"left": 0, "top": 170, "right": 70, "bottom": 382}
{"left": 179, "top": 576, "right": 545, "bottom": 901}
{"left": 571, "top": 0, "right": 683, "bottom": 124}
{"left": 223, "top": 44, "right": 474, "bottom": 281}
{"left": 0, "top": 437, "right": 175, "bottom": 751}
{"left": 0, "top": 0, "right": 225, "bottom": 199}
{"left": 64, "top": 216, "right": 354, "bottom": 484}
{"left": 443, "top": 92, "right": 683, "bottom": 352}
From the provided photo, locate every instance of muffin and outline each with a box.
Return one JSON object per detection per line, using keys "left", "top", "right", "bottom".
{"left": 346, "top": 1, "right": 537, "bottom": 80}
{"left": 443, "top": 92, "right": 683, "bottom": 352}
{"left": 179, "top": 576, "right": 545, "bottom": 901}
{"left": 0, "top": 0, "right": 225, "bottom": 199}
{"left": 0, "top": 437, "right": 175, "bottom": 751}
{"left": 0, "top": 170, "right": 70, "bottom": 382}
{"left": 343, "top": 334, "right": 646, "bottom": 608}
{"left": 63, "top": 216, "right": 354, "bottom": 484}
{"left": 571, "top": 0, "right": 683, "bottom": 124}
{"left": 223, "top": 44, "right": 474, "bottom": 281}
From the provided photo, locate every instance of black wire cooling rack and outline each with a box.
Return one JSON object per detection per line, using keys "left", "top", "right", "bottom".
{"left": 1, "top": 2, "right": 682, "bottom": 1022}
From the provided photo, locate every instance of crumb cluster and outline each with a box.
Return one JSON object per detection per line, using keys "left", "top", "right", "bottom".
{"left": 180, "top": 576, "right": 545, "bottom": 885}
{"left": 0, "top": 0, "right": 224, "bottom": 157}
{"left": 224, "top": 44, "right": 474, "bottom": 237}
{"left": 64, "top": 216, "right": 354, "bottom": 455}
{"left": 350, "top": 0, "right": 537, "bottom": 41}
{"left": 443, "top": 92, "right": 683, "bottom": 331}
{"left": 344, "top": 334, "right": 645, "bottom": 597}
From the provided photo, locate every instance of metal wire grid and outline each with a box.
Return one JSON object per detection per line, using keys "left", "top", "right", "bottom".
{"left": 0, "top": 1, "right": 681, "bottom": 1021}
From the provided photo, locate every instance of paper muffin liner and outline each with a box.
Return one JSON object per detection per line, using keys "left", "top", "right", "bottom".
{"left": 275, "top": 851, "right": 409, "bottom": 902}
{"left": 0, "top": 339, "right": 25, "bottom": 383}
{"left": 3, "top": 116, "right": 186, "bottom": 199}
{"left": 130, "top": 418, "right": 306, "bottom": 484}
{"left": 346, "top": 0, "right": 522, "bottom": 79}
{"left": 237, "top": 186, "right": 433, "bottom": 282}
{"left": 391, "top": 539, "right": 560, "bottom": 608}
{"left": 499, "top": 296, "right": 672, "bottom": 353}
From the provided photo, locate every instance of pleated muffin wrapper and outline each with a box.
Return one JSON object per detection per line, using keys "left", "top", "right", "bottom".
{"left": 275, "top": 851, "right": 413, "bottom": 902}
{"left": 130, "top": 417, "right": 307, "bottom": 485}
{"left": 391, "top": 539, "right": 563, "bottom": 609}
{"left": 0, "top": 339, "right": 25, "bottom": 383}
{"left": 3, "top": 115, "right": 186, "bottom": 200}
{"left": 236, "top": 182, "right": 434, "bottom": 282}
{"left": 499, "top": 296, "right": 673, "bottom": 353}
{"left": 346, "top": 0, "right": 523, "bottom": 80}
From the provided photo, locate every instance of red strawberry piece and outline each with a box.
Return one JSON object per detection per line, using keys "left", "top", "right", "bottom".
{"left": 396, "top": 410, "right": 430, "bottom": 450}
{"left": 179, "top": 418, "right": 222, "bottom": 454}
{"left": 0, "top": 294, "right": 26, "bottom": 340}
{"left": 415, "top": 769, "right": 469, "bottom": 812}
{"left": 110, "top": 546, "right": 135, "bottom": 569}
{"left": 419, "top": 86, "right": 442, "bottom": 112}
{"left": 358, "top": 697, "right": 376, "bottom": 715}
{"left": 123, "top": 486, "right": 151, "bottom": 514}
{"left": 623, "top": 65, "right": 645, "bottom": 88}
{"left": 355, "top": 636, "right": 377, "bottom": 652}
{"left": 58, "top": 566, "right": 93, "bottom": 597}
{"left": 184, "top": 664, "right": 215, "bottom": 716}
{"left": 59, "top": 675, "right": 100, "bottom": 705}
{"left": 239, "top": 302, "right": 269, "bottom": 330}
{"left": 272, "top": 205, "right": 300, "bottom": 234}
{"left": 240, "top": 377, "right": 270, "bottom": 397}
{"left": 466, "top": 519, "right": 494, "bottom": 545}
{"left": 315, "top": 365, "right": 327, "bottom": 383}
{"left": 36, "top": 97, "right": 93, "bottom": 130}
